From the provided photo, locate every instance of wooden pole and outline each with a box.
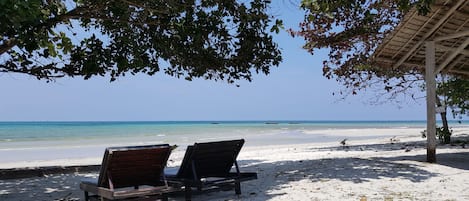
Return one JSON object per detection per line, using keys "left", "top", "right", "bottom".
{"left": 425, "top": 41, "right": 437, "bottom": 163}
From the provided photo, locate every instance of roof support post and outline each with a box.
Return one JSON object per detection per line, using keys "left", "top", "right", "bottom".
{"left": 425, "top": 41, "right": 437, "bottom": 163}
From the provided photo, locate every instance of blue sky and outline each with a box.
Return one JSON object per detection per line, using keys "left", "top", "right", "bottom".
{"left": 0, "top": 2, "right": 431, "bottom": 121}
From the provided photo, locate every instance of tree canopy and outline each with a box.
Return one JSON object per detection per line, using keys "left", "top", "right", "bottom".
{"left": 293, "top": 0, "right": 435, "bottom": 98}
{"left": 295, "top": 0, "right": 468, "bottom": 147}
{"left": 438, "top": 78, "right": 469, "bottom": 119}
{"left": 0, "top": 0, "right": 282, "bottom": 83}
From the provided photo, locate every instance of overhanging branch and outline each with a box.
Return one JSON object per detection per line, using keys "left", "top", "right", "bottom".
{"left": 0, "top": 39, "right": 17, "bottom": 55}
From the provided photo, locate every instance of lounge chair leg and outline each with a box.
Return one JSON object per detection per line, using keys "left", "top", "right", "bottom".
{"left": 84, "top": 191, "right": 89, "bottom": 201}
{"left": 185, "top": 185, "right": 192, "bottom": 201}
{"left": 161, "top": 195, "right": 168, "bottom": 201}
{"left": 235, "top": 181, "right": 241, "bottom": 195}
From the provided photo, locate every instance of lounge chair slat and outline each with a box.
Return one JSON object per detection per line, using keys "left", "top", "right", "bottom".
{"left": 166, "top": 139, "right": 257, "bottom": 201}
{"left": 79, "top": 144, "right": 179, "bottom": 201}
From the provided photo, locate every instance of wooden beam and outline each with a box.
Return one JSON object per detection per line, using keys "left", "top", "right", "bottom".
{"left": 392, "top": 0, "right": 466, "bottom": 69}
{"left": 435, "top": 37, "right": 469, "bottom": 73}
{"left": 435, "top": 44, "right": 469, "bottom": 56}
{"left": 434, "top": 29, "right": 469, "bottom": 42}
{"left": 373, "top": 10, "right": 419, "bottom": 58}
{"left": 443, "top": 54, "right": 465, "bottom": 72}
{"left": 374, "top": 57, "right": 425, "bottom": 68}
{"left": 389, "top": 11, "right": 423, "bottom": 59}
{"left": 425, "top": 41, "right": 437, "bottom": 163}
{"left": 448, "top": 69, "right": 469, "bottom": 76}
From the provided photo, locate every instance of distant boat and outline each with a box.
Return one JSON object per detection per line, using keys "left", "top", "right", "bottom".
{"left": 210, "top": 122, "right": 220, "bottom": 124}
{"left": 264, "top": 122, "right": 279, "bottom": 124}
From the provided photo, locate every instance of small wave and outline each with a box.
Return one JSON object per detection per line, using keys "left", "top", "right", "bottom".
{"left": 157, "top": 134, "right": 166, "bottom": 137}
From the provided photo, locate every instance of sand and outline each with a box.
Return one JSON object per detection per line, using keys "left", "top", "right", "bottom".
{"left": 1, "top": 128, "right": 468, "bottom": 201}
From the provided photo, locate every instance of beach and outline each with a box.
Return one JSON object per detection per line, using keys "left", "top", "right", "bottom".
{"left": 1, "top": 125, "right": 468, "bottom": 201}
{"left": 0, "top": 121, "right": 435, "bottom": 169}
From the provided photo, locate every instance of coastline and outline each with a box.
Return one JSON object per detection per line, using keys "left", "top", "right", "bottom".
{"left": 1, "top": 127, "right": 468, "bottom": 200}
{"left": 0, "top": 126, "right": 440, "bottom": 169}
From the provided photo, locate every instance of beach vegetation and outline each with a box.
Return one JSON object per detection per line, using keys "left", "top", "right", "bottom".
{"left": 293, "top": 0, "right": 467, "bottom": 145}
{"left": 435, "top": 92, "right": 451, "bottom": 144}
{"left": 293, "top": 0, "right": 467, "bottom": 112}
{"left": 437, "top": 78, "right": 469, "bottom": 120}
{"left": 421, "top": 126, "right": 452, "bottom": 144}
{"left": 434, "top": 78, "right": 469, "bottom": 143}
{"left": 0, "top": 0, "right": 282, "bottom": 83}
{"left": 292, "top": 0, "right": 435, "bottom": 100}
{"left": 435, "top": 126, "right": 452, "bottom": 144}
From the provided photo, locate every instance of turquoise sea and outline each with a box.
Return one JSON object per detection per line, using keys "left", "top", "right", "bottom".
{"left": 0, "top": 120, "right": 432, "bottom": 143}
{"left": 0, "top": 121, "right": 467, "bottom": 165}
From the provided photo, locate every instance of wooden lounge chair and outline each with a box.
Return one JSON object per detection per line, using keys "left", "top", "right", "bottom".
{"left": 166, "top": 139, "right": 257, "bottom": 201}
{"left": 80, "top": 144, "right": 178, "bottom": 201}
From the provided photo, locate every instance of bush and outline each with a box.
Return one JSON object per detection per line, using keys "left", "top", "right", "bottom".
{"left": 421, "top": 127, "right": 452, "bottom": 144}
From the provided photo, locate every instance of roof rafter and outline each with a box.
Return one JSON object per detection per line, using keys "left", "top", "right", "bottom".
{"left": 434, "top": 29, "right": 469, "bottom": 41}
{"left": 449, "top": 69, "right": 469, "bottom": 76}
{"left": 435, "top": 37, "right": 469, "bottom": 73}
{"left": 435, "top": 44, "right": 469, "bottom": 56}
{"left": 391, "top": 0, "right": 467, "bottom": 69}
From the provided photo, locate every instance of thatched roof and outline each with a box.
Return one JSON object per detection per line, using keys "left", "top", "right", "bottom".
{"left": 373, "top": 0, "right": 469, "bottom": 77}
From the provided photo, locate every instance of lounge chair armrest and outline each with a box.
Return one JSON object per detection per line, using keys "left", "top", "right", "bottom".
{"left": 227, "top": 172, "right": 258, "bottom": 181}
{"left": 166, "top": 180, "right": 186, "bottom": 187}
{"left": 80, "top": 183, "right": 115, "bottom": 199}
{"left": 113, "top": 186, "right": 179, "bottom": 199}
{"left": 80, "top": 182, "right": 179, "bottom": 200}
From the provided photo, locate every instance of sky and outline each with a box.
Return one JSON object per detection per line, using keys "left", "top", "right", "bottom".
{"left": 0, "top": 2, "right": 433, "bottom": 121}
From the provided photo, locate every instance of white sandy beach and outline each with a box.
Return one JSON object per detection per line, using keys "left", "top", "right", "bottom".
{"left": 1, "top": 127, "right": 468, "bottom": 201}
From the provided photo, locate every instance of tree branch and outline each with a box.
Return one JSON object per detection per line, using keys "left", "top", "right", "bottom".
{"left": 0, "top": 38, "right": 17, "bottom": 56}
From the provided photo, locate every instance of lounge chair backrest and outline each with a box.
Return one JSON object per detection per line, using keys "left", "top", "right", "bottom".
{"left": 97, "top": 144, "right": 171, "bottom": 189}
{"left": 176, "top": 139, "right": 244, "bottom": 179}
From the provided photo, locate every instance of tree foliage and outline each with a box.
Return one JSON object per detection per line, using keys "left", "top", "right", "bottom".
{"left": 0, "top": 0, "right": 282, "bottom": 82}
{"left": 437, "top": 78, "right": 469, "bottom": 119}
{"left": 293, "top": 0, "right": 435, "bottom": 98}
{"left": 295, "top": 0, "right": 466, "bottom": 146}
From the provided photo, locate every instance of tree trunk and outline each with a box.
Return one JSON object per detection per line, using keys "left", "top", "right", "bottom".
{"left": 436, "top": 95, "right": 451, "bottom": 144}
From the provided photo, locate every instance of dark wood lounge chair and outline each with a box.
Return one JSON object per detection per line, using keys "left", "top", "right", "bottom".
{"left": 80, "top": 144, "right": 178, "bottom": 201}
{"left": 166, "top": 139, "right": 257, "bottom": 201}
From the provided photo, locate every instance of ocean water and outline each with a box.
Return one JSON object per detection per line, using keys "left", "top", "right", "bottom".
{"left": 0, "top": 121, "right": 467, "bottom": 165}
{"left": 0, "top": 121, "right": 427, "bottom": 142}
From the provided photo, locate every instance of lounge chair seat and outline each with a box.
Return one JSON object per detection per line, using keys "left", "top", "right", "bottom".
{"left": 80, "top": 144, "right": 179, "bottom": 201}
{"left": 165, "top": 139, "right": 257, "bottom": 201}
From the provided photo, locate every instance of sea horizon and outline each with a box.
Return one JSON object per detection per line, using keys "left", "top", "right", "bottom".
{"left": 0, "top": 119, "right": 459, "bottom": 122}
{"left": 1, "top": 119, "right": 467, "bottom": 125}
{"left": 1, "top": 120, "right": 468, "bottom": 142}
{"left": 1, "top": 120, "right": 468, "bottom": 167}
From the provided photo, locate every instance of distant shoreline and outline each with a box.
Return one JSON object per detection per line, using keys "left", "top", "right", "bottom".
{"left": 1, "top": 123, "right": 468, "bottom": 169}
{"left": 1, "top": 132, "right": 468, "bottom": 201}
{"left": 1, "top": 120, "right": 466, "bottom": 123}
